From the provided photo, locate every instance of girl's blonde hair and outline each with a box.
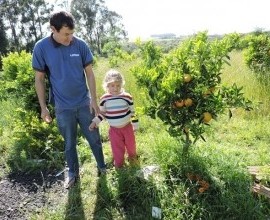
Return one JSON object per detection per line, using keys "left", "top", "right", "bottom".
{"left": 103, "top": 69, "right": 125, "bottom": 91}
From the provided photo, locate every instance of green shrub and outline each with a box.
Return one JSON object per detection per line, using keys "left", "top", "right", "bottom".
{"left": 0, "top": 51, "right": 40, "bottom": 112}
{"left": 0, "top": 51, "right": 64, "bottom": 172}
{"left": 243, "top": 33, "right": 270, "bottom": 81}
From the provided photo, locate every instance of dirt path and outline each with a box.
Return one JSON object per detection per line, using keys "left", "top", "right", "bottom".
{"left": 0, "top": 167, "right": 66, "bottom": 220}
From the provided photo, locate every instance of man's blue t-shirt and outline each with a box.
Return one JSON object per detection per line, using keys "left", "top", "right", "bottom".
{"left": 32, "top": 34, "right": 94, "bottom": 109}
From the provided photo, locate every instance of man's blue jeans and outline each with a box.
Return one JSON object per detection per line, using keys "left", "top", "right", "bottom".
{"left": 55, "top": 105, "right": 106, "bottom": 178}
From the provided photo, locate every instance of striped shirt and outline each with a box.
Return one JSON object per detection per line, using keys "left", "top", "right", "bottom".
{"left": 93, "top": 92, "right": 135, "bottom": 127}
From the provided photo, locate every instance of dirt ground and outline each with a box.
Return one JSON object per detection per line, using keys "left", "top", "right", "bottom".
{"left": 0, "top": 165, "right": 66, "bottom": 220}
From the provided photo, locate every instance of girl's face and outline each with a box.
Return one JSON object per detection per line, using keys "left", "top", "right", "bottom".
{"left": 107, "top": 81, "right": 122, "bottom": 95}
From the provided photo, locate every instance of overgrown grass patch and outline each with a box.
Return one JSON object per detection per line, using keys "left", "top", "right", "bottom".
{"left": 2, "top": 50, "right": 270, "bottom": 219}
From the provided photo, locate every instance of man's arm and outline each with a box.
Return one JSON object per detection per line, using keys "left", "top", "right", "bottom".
{"left": 84, "top": 64, "right": 100, "bottom": 115}
{"left": 35, "top": 71, "right": 52, "bottom": 123}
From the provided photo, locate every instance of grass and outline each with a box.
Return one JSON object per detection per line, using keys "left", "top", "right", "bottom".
{"left": 2, "top": 50, "right": 270, "bottom": 219}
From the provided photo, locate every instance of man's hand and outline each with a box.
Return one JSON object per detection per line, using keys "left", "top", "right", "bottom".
{"left": 41, "top": 107, "right": 52, "bottom": 123}
{"left": 90, "top": 100, "right": 100, "bottom": 116}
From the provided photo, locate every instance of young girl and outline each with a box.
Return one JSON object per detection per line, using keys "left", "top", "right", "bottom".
{"left": 89, "top": 69, "right": 139, "bottom": 168}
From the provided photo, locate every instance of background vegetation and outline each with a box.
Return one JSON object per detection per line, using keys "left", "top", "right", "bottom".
{"left": 1, "top": 0, "right": 270, "bottom": 219}
{"left": 0, "top": 0, "right": 126, "bottom": 64}
{"left": 1, "top": 31, "right": 270, "bottom": 219}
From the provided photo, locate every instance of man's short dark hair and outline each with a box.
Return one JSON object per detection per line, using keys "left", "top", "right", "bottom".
{"left": 50, "top": 11, "right": 75, "bottom": 31}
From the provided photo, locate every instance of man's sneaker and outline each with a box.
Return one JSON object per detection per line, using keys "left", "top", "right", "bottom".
{"left": 97, "top": 167, "right": 107, "bottom": 177}
{"left": 64, "top": 176, "right": 77, "bottom": 189}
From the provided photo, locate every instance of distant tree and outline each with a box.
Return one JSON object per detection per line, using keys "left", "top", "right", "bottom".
{"left": 0, "top": 17, "right": 8, "bottom": 70}
{"left": 70, "top": 0, "right": 127, "bottom": 55}
{"left": 20, "top": 0, "right": 53, "bottom": 51}
{"left": 0, "top": 0, "right": 20, "bottom": 51}
{"left": 54, "top": 0, "right": 70, "bottom": 10}
{"left": 0, "top": 0, "right": 53, "bottom": 52}
{"left": 0, "top": 17, "right": 8, "bottom": 55}
{"left": 151, "top": 33, "right": 176, "bottom": 39}
{"left": 253, "top": 27, "right": 264, "bottom": 36}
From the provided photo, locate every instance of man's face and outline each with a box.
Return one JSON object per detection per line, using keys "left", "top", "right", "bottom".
{"left": 51, "top": 26, "right": 74, "bottom": 46}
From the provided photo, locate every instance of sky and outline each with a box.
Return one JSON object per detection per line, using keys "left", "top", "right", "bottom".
{"left": 47, "top": 0, "right": 270, "bottom": 40}
{"left": 105, "top": 0, "right": 270, "bottom": 40}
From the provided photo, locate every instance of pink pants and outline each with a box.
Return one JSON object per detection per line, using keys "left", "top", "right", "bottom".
{"left": 109, "top": 123, "right": 137, "bottom": 168}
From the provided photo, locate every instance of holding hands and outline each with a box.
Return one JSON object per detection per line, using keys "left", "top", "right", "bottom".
{"left": 89, "top": 121, "right": 97, "bottom": 131}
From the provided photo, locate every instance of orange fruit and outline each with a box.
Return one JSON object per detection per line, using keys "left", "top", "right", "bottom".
{"left": 184, "top": 98, "right": 193, "bottom": 107}
{"left": 203, "top": 90, "right": 211, "bottom": 97}
{"left": 175, "top": 100, "right": 184, "bottom": 108}
{"left": 195, "top": 174, "right": 202, "bottom": 181}
{"left": 203, "top": 87, "right": 216, "bottom": 97}
{"left": 203, "top": 112, "right": 212, "bottom": 123}
{"left": 198, "top": 180, "right": 209, "bottom": 188}
{"left": 198, "top": 187, "right": 206, "bottom": 193}
{"left": 204, "top": 182, "right": 210, "bottom": 189}
{"left": 186, "top": 173, "right": 196, "bottom": 181}
{"left": 209, "top": 87, "right": 216, "bottom": 93}
{"left": 183, "top": 74, "right": 192, "bottom": 83}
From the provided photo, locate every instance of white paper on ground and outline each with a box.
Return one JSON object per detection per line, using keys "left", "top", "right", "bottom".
{"left": 152, "top": 206, "right": 162, "bottom": 219}
{"left": 136, "top": 165, "right": 160, "bottom": 180}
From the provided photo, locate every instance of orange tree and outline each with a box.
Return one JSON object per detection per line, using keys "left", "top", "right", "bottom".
{"left": 131, "top": 32, "right": 252, "bottom": 155}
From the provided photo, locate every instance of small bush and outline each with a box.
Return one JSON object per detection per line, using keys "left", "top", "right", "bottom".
{"left": 1, "top": 51, "right": 64, "bottom": 172}
{"left": 243, "top": 33, "right": 270, "bottom": 83}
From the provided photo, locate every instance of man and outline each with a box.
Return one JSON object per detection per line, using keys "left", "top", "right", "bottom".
{"left": 32, "top": 11, "right": 106, "bottom": 189}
